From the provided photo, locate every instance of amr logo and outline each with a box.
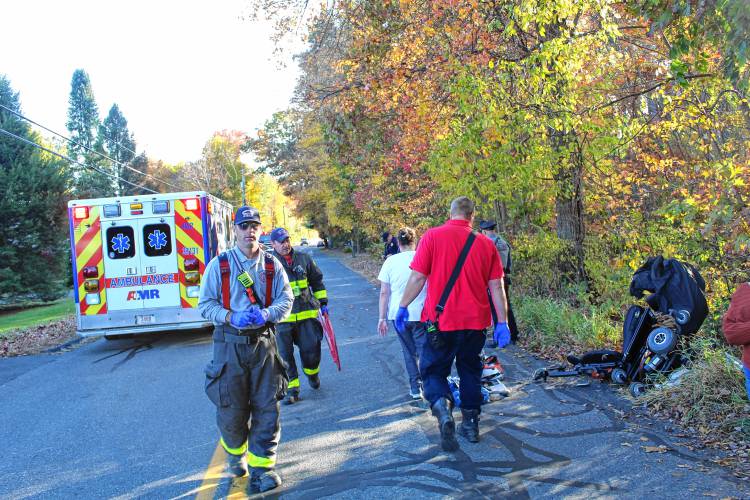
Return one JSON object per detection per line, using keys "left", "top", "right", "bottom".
{"left": 127, "top": 289, "right": 160, "bottom": 301}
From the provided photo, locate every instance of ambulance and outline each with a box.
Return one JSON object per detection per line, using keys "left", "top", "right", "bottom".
{"left": 68, "top": 192, "right": 234, "bottom": 338}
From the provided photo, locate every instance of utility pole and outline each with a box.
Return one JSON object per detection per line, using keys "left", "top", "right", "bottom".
{"left": 282, "top": 204, "right": 286, "bottom": 226}
{"left": 241, "top": 173, "right": 246, "bottom": 205}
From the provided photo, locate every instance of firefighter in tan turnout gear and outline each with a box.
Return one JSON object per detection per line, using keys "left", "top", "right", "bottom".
{"left": 269, "top": 227, "right": 328, "bottom": 404}
{"left": 198, "top": 206, "right": 293, "bottom": 494}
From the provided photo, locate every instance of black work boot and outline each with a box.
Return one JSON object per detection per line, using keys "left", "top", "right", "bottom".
{"left": 458, "top": 408, "right": 480, "bottom": 443}
{"left": 248, "top": 469, "right": 282, "bottom": 494}
{"left": 431, "top": 397, "right": 459, "bottom": 452}
{"left": 307, "top": 373, "right": 320, "bottom": 389}
{"left": 284, "top": 387, "right": 301, "bottom": 405}
{"left": 226, "top": 453, "right": 247, "bottom": 477}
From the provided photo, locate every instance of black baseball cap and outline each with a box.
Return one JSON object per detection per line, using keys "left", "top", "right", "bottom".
{"left": 479, "top": 219, "right": 497, "bottom": 230}
{"left": 234, "top": 206, "right": 261, "bottom": 225}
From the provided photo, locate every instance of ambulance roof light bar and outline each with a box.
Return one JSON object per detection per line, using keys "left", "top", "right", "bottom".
{"left": 103, "top": 204, "right": 121, "bottom": 217}
{"left": 153, "top": 200, "right": 170, "bottom": 214}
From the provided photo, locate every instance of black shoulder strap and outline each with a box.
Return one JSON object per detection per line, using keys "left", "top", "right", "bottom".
{"left": 436, "top": 232, "right": 476, "bottom": 317}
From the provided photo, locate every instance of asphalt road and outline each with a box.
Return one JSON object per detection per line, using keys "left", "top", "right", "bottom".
{"left": 0, "top": 248, "right": 746, "bottom": 499}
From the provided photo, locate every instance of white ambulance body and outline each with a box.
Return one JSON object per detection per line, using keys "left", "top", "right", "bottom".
{"left": 68, "top": 191, "right": 234, "bottom": 337}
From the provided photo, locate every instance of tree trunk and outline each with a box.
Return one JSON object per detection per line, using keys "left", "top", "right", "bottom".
{"left": 553, "top": 131, "right": 587, "bottom": 286}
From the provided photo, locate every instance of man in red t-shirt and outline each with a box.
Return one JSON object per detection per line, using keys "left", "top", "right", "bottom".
{"left": 396, "top": 196, "right": 510, "bottom": 451}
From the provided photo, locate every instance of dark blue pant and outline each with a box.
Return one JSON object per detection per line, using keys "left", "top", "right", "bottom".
{"left": 419, "top": 329, "right": 485, "bottom": 411}
{"left": 393, "top": 321, "right": 426, "bottom": 393}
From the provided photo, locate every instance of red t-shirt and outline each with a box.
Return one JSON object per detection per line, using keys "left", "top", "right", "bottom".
{"left": 410, "top": 219, "right": 503, "bottom": 331}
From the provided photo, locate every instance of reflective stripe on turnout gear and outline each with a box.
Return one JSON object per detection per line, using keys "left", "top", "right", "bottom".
{"left": 303, "top": 366, "right": 319, "bottom": 375}
{"left": 247, "top": 451, "right": 275, "bottom": 468}
{"left": 314, "top": 289, "right": 327, "bottom": 300}
{"left": 281, "top": 308, "right": 320, "bottom": 323}
{"left": 287, "top": 377, "right": 300, "bottom": 389}
{"left": 288, "top": 278, "right": 309, "bottom": 289}
{"left": 221, "top": 436, "right": 247, "bottom": 456}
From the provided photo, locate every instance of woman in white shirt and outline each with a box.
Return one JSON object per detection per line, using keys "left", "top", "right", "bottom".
{"left": 377, "top": 227, "right": 428, "bottom": 400}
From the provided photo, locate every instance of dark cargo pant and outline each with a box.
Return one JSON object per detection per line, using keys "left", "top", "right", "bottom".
{"left": 275, "top": 318, "right": 323, "bottom": 390}
{"left": 204, "top": 325, "right": 288, "bottom": 470}
{"left": 419, "top": 329, "right": 485, "bottom": 411}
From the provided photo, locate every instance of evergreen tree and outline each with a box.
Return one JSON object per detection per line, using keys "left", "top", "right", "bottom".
{"left": 66, "top": 69, "right": 111, "bottom": 197}
{"left": 100, "top": 103, "right": 138, "bottom": 195}
{"left": 0, "top": 75, "right": 71, "bottom": 302}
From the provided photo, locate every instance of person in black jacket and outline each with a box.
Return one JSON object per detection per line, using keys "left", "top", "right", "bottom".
{"left": 269, "top": 227, "right": 328, "bottom": 404}
{"left": 383, "top": 231, "right": 400, "bottom": 260}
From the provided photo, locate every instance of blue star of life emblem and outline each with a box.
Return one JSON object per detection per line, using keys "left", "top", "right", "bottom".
{"left": 148, "top": 230, "right": 168, "bottom": 250}
{"left": 111, "top": 233, "right": 131, "bottom": 254}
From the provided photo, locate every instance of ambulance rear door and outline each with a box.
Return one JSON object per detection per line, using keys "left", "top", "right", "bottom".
{"left": 102, "top": 220, "right": 143, "bottom": 311}
{"left": 138, "top": 217, "right": 180, "bottom": 312}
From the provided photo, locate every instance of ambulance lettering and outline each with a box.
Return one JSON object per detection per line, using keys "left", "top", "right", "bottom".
{"left": 127, "top": 289, "right": 161, "bottom": 301}
{"left": 107, "top": 273, "right": 177, "bottom": 288}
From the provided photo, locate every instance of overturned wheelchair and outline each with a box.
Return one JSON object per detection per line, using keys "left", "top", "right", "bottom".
{"left": 533, "top": 256, "right": 708, "bottom": 397}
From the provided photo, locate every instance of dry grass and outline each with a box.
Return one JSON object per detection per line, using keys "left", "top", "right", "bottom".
{"left": 639, "top": 344, "right": 750, "bottom": 476}
{"left": 641, "top": 347, "right": 748, "bottom": 433}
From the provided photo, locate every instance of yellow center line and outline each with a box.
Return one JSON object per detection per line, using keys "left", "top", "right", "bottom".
{"left": 194, "top": 441, "right": 227, "bottom": 500}
{"left": 227, "top": 478, "right": 248, "bottom": 499}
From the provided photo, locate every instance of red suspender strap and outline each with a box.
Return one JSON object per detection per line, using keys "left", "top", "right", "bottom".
{"left": 219, "top": 253, "right": 231, "bottom": 310}
{"left": 264, "top": 255, "right": 275, "bottom": 308}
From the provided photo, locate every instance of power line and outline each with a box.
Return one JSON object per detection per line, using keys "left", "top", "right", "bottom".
{"left": 0, "top": 126, "right": 158, "bottom": 194}
{"left": 0, "top": 103, "right": 183, "bottom": 192}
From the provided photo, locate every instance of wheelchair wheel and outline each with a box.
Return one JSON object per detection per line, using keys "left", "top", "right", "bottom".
{"left": 647, "top": 327, "right": 677, "bottom": 355}
{"left": 628, "top": 382, "right": 647, "bottom": 398}
{"left": 611, "top": 368, "right": 627, "bottom": 385}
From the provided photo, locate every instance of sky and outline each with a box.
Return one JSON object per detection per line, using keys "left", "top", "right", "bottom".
{"left": 1, "top": 0, "right": 301, "bottom": 164}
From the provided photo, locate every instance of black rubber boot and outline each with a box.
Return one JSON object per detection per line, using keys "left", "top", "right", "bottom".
{"left": 431, "top": 397, "right": 459, "bottom": 452}
{"left": 248, "top": 469, "right": 282, "bottom": 494}
{"left": 226, "top": 453, "right": 247, "bottom": 477}
{"left": 458, "top": 408, "right": 480, "bottom": 443}
{"left": 284, "top": 387, "right": 301, "bottom": 405}
{"left": 307, "top": 373, "right": 320, "bottom": 389}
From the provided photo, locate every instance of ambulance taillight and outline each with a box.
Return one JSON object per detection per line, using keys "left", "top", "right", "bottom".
{"left": 82, "top": 266, "right": 98, "bottom": 278}
{"left": 82, "top": 266, "right": 101, "bottom": 304}
{"left": 184, "top": 257, "right": 199, "bottom": 271}
{"left": 185, "top": 199, "right": 199, "bottom": 211}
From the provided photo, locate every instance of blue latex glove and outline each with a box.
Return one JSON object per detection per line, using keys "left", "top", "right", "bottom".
{"left": 494, "top": 322, "right": 511, "bottom": 348}
{"left": 320, "top": 304, "right": 329, "bottom": 316}
{"left": 230, "top": 310, "right": 253, "bottom": 329}
{"left": 247, "top": 308, "right": 266, "bottom": 327}
{"left": 394, "top": 306, "right": 409, "bottom": 334}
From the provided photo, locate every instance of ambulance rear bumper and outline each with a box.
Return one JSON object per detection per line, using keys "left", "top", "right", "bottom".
{"left": 77, "top": 320, "right": 212, "bottom": 338}
{"left": 76, "top": 307, "right": 212, "bottom": 337}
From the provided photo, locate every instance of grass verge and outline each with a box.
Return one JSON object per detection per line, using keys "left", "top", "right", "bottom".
{"left": 514, "top": 295, "right": 621, "bottom": 361}
{"left": 0, "top": 299, "right": 75, "bottom": 337}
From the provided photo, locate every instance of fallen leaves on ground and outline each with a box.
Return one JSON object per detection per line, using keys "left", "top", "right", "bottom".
{"left": 0, "top": 316, "right": 78, "bottom": 357}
